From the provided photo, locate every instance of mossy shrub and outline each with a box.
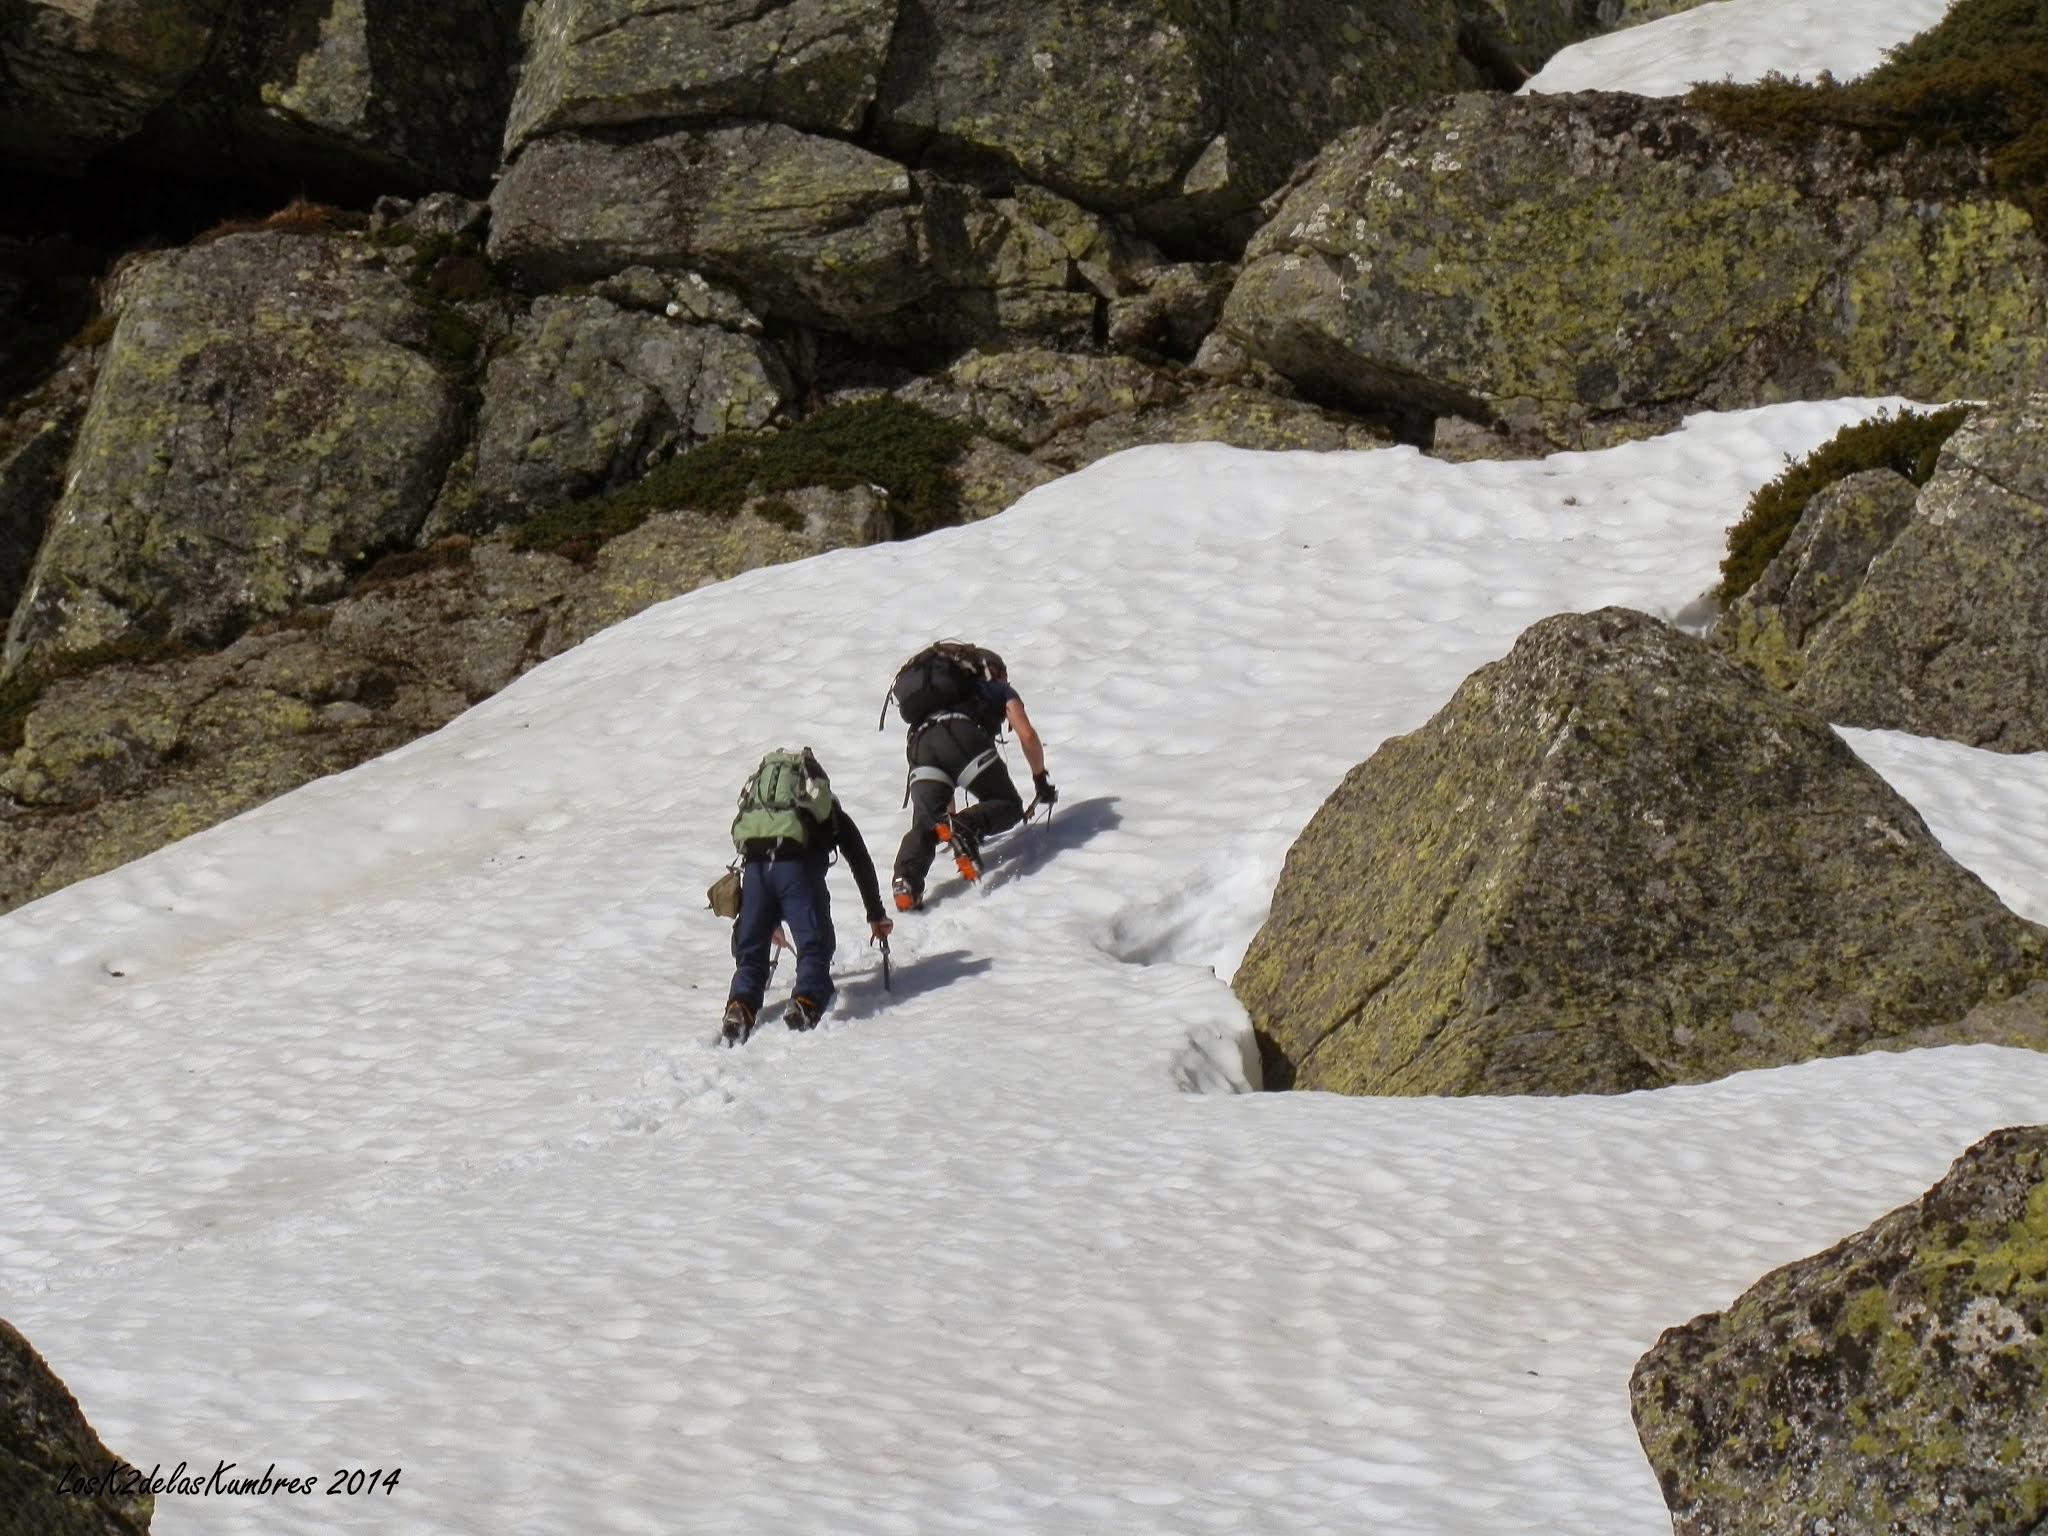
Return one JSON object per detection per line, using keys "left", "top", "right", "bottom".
{"left": 513, "top": 398, "right": 977, "bottom": 559}
{"left": 1691, "top": 0, "right": 2048, "bottom": 232}
{"left": 1718, "top": 403, "right": 1969, "bottom": 603}
{"left": 752, "top": 496, "right": 804, "bottom": 532}
{"left": 66, "top": 311, "right": 118, "bottom": 351}
{"left": 194, "top": 196, "right": 367, "bottom": 247}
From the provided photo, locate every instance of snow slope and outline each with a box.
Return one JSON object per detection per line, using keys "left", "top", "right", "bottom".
{"left": 10, "top": 400, "right": 2048, "bottom": 1536}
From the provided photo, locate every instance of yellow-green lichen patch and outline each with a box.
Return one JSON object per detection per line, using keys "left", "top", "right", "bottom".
{"left": 1235, "top": 607, "right": 2048, "bottom": 1099}
{"left": 505, "top": 0, "right": 897, "bottom": 151}
{"left": 1633, "top": 1127, "right": 2048, "bottom": 1535}
{"left": 1227, "top": 87, "right": 2048, "bottom": 440}
{"left": 6, "top": 231, "right": 462, "bottom": 672}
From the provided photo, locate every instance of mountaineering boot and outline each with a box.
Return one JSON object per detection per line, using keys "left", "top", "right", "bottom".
{"left": 784, "top": 994, "right": 822, "bottom": 1031}
{"left": 938, "top": 819, "right": 982, "bottom": 882}
{"left": 721, "top": 999, "right": 756, "bottom": 1046}
{"left": 892, "top": 877, "right": 922, "bottom": 912}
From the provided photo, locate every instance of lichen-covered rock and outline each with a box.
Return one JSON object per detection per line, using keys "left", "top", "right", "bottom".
{"left": 368, "top": 192, "right": 491, "bottom": 246}
{"left": 1633, "top": 1124, "right": 2048, "bottom": 1536}
{"left": 1460, "top": 0, "right": 1586, "bottom": 60}
{"left": 1233, "top": 607, "right": 2048, "bottom": 1098}
{"left": 0, "top": 542, "right": 572, "bottom": 910}
{"left": 1, "top": 666, "right": 192, "bottom": 807}
{"left": 470, "top": 294, "right": 792, "bottom": 527}
{"left": 539, "top": 488, "right": 889, "bottom": 654}
{"left": 1106, "top": 263, "right": 1235, "bottom": 361}
{"left": 951, "top": 437, "right": 1061, "bottom": 523}
{"left": 869, "top": 0, "right": 1585, "bottom": 243}
{"left": 131, "top": 0, "right": 521, "bottom": 191}
{"left": 1032, "top": 384, "right": 1391, "bottom": 471}
{"left": 0, "top": 0, "right": 222, "bottom": 169}
{"left": 0, "top": 413, "right": 80, "bottom": 630}
{"left": 917, "top": 181, "right": 1096, "bottom": 348}
{"left": 490, "top": 128, "right": 1108, "bottom": 349}
{"left": 871, "top": 0, "right": 1232, "bottom": 213}
{"left": 998, "top": 185, "right": 1160, "bottom": 280}
{"left": 1590, "top": 0, "right": 1715, "bottom": 25}
{"left": 1789, "top": 397, "right": 2048, "bottom": 754}
{"left": 1911, "top": 981, "right": 2048, "bottom": 1054}
{"left": 1718, "top": 468, "right": 1921, "bottom": 691}
{"left": 1192, "top": 0, "right": 1592, "bottom": 237}
{"left": 318, "top": 542, "right": 574, "bottom": 703}
{"left": 897, "top": 348, "right": 1182, "bottom": 450}
{"left": 1225, "top": 93, "right": 2048, "bottom": 444}
{"left": 489, "top": 124, "right": 937, "bottom": 329}
{"left": 0, "top": 1315, "right": 152, "bottom": 1534}
{"left": 3, "top": 233, "right": 464, "bottom": 673}
{"left": 896, "top": 346, "right": 1389, "bottom": 470}
{"left": 593, "top": 265, "right": 765, "bottom": 333}
{"left": 506, "top": 0, "right": 897, "bottom": 154}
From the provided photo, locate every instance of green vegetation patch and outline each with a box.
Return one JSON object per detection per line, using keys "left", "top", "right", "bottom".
{"left": 1691, "top": 0, "right": 2048, "bottom": 232}
{"left": 512, "top": 398, "right": 977, "bottom": 560}
{"left": 1718, "top": 404, "right": 1968, "bottom": 603}
{"left": 0, "top": 636, "right": 193, "bottom": 754}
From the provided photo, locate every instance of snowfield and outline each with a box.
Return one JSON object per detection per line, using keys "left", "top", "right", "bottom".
{"left": 10, "top": 399, "right": 2048, "bottom": 1536}
{"left": 1522, "top": 0, "right": 1955, "bottom": 97}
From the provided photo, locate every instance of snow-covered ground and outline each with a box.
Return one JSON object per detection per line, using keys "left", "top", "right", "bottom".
{"left": 11, "top": 7, "right": 2043, "bottom": 1536}
{"left": 1524, "top": 0, "right": 1954, "bottom": 96}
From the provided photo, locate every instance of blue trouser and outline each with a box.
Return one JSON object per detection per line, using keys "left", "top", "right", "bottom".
{"left": 728, "top": 855, "right": 834, "bottom": 1011}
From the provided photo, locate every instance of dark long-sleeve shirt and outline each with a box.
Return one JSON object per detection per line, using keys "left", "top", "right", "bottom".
{"left": 816, "top": 802, "right": 887, "bottom": 924}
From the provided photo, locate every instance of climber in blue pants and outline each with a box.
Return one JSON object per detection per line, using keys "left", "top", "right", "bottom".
{"left": 721, "top": 747, "right": 890, "bottom": 1043}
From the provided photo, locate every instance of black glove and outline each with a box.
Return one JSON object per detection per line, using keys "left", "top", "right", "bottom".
{"left": 1032, "top": 771, "right": 1058, "bottom": 806}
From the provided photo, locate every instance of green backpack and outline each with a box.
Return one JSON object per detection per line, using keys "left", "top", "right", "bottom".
{"left": 731, "top": 749, "right": 835, "bottom": 855}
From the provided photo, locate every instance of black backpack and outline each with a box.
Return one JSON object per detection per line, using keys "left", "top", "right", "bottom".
{"left": 880, "top": 643, "right": 1004, "bottom": 729}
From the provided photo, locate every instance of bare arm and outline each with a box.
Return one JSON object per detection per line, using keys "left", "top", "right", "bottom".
{"left": 1006, "top": 695, "right": 1047, "bottom": 778}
